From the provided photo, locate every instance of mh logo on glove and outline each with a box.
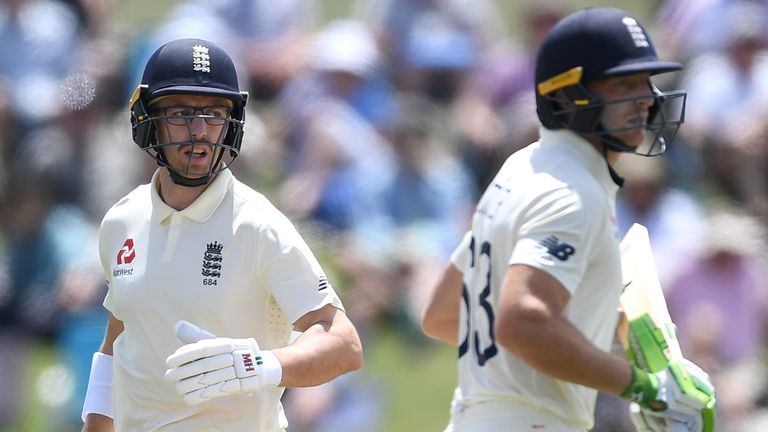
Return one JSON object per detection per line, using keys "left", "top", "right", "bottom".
{"left": 242, "top": 352, "right": 261, "bottom": 372}
{"left": 240, "top": 352, "right": 265, "bottom": 373}
{"left": 235, "top": 350, "right": 265, "bottom": 376}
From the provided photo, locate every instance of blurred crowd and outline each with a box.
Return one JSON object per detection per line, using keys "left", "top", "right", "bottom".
{"left": 1, "top": 0, "right": 768, "bottom": 431}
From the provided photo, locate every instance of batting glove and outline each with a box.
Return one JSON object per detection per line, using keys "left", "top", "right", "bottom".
{"left": 630, "top": 402, "right": 691, "bottom": 432}
{"left": 164, "top": 321, "right": 283, "bottom": 405}
{"left": 621, "top": 359, "right": 716, "bottom": 432}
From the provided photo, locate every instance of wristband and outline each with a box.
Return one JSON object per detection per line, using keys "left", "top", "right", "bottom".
{"left": 259, "top": 350, "right": 283, "bottom": 387}
{"left": 81, "top": 352, "right": 114, "bottom": 422}
{"left": 621, "top": 365, "right": 662, "bottom": 410}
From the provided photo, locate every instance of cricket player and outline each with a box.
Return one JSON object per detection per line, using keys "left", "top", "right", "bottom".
{"left": 80, "top": 38, "right": 362, "bottom": 432}
{"left": 421, "top": 7, "right": 715, "bottom": 432}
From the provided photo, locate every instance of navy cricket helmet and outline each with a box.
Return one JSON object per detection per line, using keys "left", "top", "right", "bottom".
{"left": 130, "top": 38, "right": 248, "bottom": 186}
{"left": 534, "top": 7, "right": 686, "bottom": 155}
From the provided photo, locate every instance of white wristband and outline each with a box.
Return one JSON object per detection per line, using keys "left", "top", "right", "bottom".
{"left": 81, "top": 352, "right": 114, "bottom": 422}
{"left": 260, "top": 350, "right": 283, "bottom": 387}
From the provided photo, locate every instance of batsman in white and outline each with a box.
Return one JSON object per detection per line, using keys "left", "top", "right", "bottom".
{"left": 421, "top": 7, "right": 715, "bottom": 432}
{"left": 80, "top": 38, "right": 362, "bottom": 432}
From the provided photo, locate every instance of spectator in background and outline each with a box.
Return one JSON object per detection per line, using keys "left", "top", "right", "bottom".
{"left": 614, "top": 155, "right": 705, "bottom": 288}
{"left": 235, "top": 0, "right": 320, "bottom": 102}
{"left": 0, "top": 160, "right": 105, "bottom": 429}
{"left": 345, "top": 96, "right": 475, "bottom": 336}
{"left": 275, "top": 19, "right": 396, "bottom": 231}
{"left": 358, "top": 0, "right": 510, "bottom": 203}
{"left": 454, "top": 1, "right": 565, "bottom": 192}
{"left": 0, "top": 0, "right": 83, "bottom": 133}
{"left": 361, "top": 0, "right": 502, "bottom": 103}
{"left": 0, "top": 0, "right": 128, "bottom": 213}
{"left": 657, "top": 0, "right": 768, "bottom": 61}
{"left": 375, "top": 96, "right": 475, "bottom": 256}
{"left": 368, "top": 0, "right": 499, "bottom": 104}
{"left": 666, "top": 208, "right": 768, "bottom": 430}
{"left": 471, "top": 2, "right": 564, "bottom": 108}
{"left": 272, "top": 21, "right": 399, "bottom": 422}
{"left": 395, "top": 9, "right": 478, "bottom": 104}
{"left": 0, "top": 168, "right": 57, "bottom": 429}
{"left": 0, "top": 0, "right": 106, "bottom": 210}
{"left": 676, "top": 1, "right": 768, "bottom": 214}
{"left": 292, "top": 100, "right": 478, "bottom": 432}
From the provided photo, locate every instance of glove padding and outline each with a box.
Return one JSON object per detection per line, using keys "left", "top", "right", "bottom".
{"left": 625, "top": 359, "right": 716, "bottom": 432}
{"left": 630, "top": 402, "right": 691, "bottom": 432}
{"left": 165, "top": 321, "right": 283, "bottom": 405}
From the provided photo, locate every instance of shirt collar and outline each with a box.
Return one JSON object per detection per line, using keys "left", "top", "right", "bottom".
{"left": 151, "top": 168, "right": 233, "bottom": 224}
{"left": 538, "top": 126, "right": 621, "bottom": 192}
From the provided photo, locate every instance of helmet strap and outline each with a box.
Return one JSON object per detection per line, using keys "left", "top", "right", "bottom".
{"left": 597, "top": 130, "right": 635, "bottom": 153}
{"left": 167, "top": 168, "right": 214, "bottom": 187}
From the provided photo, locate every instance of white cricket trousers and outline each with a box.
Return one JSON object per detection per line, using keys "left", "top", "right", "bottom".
{"left": 443, "top": 399, "right": 587, "bottom": 432}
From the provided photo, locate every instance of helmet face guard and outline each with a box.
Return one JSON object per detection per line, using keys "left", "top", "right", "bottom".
{"left": 538, "top": 67, "right": 686, "bottom": 156}
{"left": 130, "top": 38, "right": 248, "bottom": 186}
{"left": 534, "top": 7, "right": 686, "bottom": 156}
{"left": 130, "top": 88, "right": 245, "bottom": 186}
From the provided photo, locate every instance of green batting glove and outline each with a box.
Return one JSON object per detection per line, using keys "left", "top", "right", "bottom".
{"left": 622, "top": 364, "right": 663, "bottom": 409}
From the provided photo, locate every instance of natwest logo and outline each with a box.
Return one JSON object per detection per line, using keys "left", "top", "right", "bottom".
{"left": 117, "top": 238, "right": 136, "bottom": 265}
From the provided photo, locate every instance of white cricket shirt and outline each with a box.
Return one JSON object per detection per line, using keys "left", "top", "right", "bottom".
{"left": 99, "top": 168, "right": 344, "bottom": 432}
{"left": 451, "top": 127, "right": 622, "bottom": 429}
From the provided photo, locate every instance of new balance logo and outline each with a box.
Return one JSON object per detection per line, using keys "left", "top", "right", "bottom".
{"left": 539, "top": 236, "right": 576, "bottom": 261}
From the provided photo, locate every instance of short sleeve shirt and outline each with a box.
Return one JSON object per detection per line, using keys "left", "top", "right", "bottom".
{"left": 451, "top": 127, "right": 622, "bottom": 429}
{"left": 99, "top": 169, "right": 343, "bottom": 431}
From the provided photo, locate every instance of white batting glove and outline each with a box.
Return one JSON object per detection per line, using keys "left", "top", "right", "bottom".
{"left": 623, "top": 359, "right": 716, "bottom": 432}
{"left": 164, "top": 321, "right": 283, "bottom": 405}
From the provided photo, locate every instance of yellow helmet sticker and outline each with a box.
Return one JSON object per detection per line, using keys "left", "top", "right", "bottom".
{"left": 537, "top": 66, "right": 583, "bottom": 96}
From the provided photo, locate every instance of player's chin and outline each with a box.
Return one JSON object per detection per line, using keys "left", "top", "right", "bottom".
{"left": 183, "top": 170, "right": 212, "bottom": 180}
{"left": 186, "top": 162, "right": 219, "bottom": 177}
{"left": 619, "top": 129, "right": 647, "bottom": 149}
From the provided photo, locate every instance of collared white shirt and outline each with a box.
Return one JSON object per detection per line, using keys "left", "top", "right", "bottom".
{"left": 451, "top": 127, "right": 622, "bottom": 429}
{"left": 99, "top": 168, "right": 343, "bottom": 432}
